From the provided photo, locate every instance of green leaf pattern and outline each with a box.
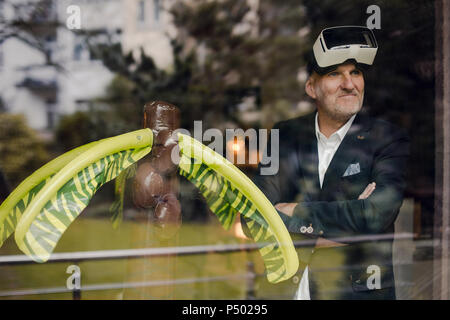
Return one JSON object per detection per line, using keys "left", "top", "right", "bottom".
{"left": 178, "top": 154, "right": 288, "bottom": 283}
{"left": 0, "top": 177, "right": 52, "bottom": 247}
{"left": 18, "top": 148, "right": 150, "bottom": 262}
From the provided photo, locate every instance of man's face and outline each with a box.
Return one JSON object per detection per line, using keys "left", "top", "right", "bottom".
{"left": 305, "top": 63, "right": 365, "bottom": 123}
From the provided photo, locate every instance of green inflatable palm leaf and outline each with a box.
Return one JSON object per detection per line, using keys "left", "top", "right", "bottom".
{"left": 110, "top": 163, "right": 137, "bottom": 229}
{"left": 177, "top": 133, "right": 298, "bottom": 283}
{"left": 0, "top": 141, "right": 100, "bottom": 247}
{"left": 1, "top": 128, "right": 297, "bottom": 284}
{"left": 11, "top": 129, "right": 153, "bottom": 262}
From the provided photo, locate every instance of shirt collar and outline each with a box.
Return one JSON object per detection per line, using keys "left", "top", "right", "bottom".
{"left": 315, "top": 112, "right": 357, "bottom": 143}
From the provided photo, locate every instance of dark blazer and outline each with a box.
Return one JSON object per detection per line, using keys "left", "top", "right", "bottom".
{"left": 246, "top": 111, "right": 410, "bottom": 299}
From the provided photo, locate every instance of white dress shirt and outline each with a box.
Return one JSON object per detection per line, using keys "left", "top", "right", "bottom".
{"left": 294, "top": 112, "right": 356, "bottom": 300}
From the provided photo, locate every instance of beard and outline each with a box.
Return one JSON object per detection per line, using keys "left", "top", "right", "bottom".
{"left": 319, "top": 91, "right": 364, "bottom": 123}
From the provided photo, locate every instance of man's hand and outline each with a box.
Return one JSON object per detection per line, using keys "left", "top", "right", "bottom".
{"left": 358, "top": 182, "right": 376, "bottom": 199}
{"left": 274, "top": 202, "right": 297, "bottom": 217}
{"left": 274, "top": 182, "right": 376, "bottom": 217}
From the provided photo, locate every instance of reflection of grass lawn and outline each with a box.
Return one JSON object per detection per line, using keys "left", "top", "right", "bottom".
{"left": 0, "top": 215, "right": 344, "bottom": 300}
{"left": 0, "top": 217, "right": 267, "bottom": 300}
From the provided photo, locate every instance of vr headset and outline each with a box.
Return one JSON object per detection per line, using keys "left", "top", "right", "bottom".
{"left": 309, "top": 26, "right": 378, "bottom": 75}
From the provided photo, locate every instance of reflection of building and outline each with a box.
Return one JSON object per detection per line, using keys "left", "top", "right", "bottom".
{"left": 122, "top": 0, "right": 176, "bottom": 66}
{"left": 0, "top": 0, "right": 175, "bottom": 133}
{"left": 0, "top": 0, "right": 59, "bottom": 131}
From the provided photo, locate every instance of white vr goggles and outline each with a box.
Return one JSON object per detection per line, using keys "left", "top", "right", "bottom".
{"left": 312, "top": 26, "right": 378, "bottom": 71}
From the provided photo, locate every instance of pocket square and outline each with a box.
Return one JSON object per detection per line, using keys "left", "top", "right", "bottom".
{"left": 343, "top": 163, "right": 361, "bottom": 177}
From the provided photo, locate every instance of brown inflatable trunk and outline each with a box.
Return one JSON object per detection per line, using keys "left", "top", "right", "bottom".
{"left": 124, "top": 101, "right": 181, "bottom": 299}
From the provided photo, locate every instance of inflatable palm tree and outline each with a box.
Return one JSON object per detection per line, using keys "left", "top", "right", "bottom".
{"left": 0, "top": 102, "right": 298, "bottom": 284}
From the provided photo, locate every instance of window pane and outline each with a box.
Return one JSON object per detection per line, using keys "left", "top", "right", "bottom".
{"left": 138, "top": 0, "right": 145, "bottom": 22}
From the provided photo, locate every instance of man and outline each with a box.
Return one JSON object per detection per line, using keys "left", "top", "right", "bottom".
{"left": 246, "top": 26, "right": 410, "bottom": 299}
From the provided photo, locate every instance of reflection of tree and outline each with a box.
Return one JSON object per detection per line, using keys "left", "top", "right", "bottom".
{"left": 0, "top": 0, "right": 61, "bottom": 68}
{"left": 0, "top": 114, "right": 49, "bottom": 189}
{"left": 170, "top": 0, "right": 310, "bottom": 129}
{"left": 0, "top": 169, "right": 8, "bottom": 202}
{"left": 0, "top": 0, "right": 57, "bottom": 192}
{"left": 70, "top": 0, "right": 310, "bottom": 140}
{"left": 55, "top": 110, "right": 118, "bottom": 153}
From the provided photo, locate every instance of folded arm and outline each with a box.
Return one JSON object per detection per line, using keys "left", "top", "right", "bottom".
{"left": 277, "top": 130, "right": 410, "bottom": 239}
{"left": 276, "top": 182, "right": 376, "bottom": 246}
